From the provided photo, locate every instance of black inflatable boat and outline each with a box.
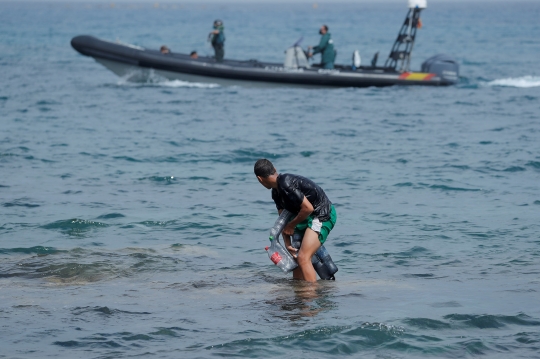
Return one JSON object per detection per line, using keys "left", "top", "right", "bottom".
{"left": 71, "top": 3, "right": 459, "bottom": 88}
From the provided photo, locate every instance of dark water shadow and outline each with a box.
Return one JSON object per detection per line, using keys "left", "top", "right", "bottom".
{"left": 264, "top": 281, "right": 337, "bottom": 322}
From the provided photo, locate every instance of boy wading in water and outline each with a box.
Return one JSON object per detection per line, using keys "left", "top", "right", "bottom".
{"left": 254, "top": 159, "right": 337, "bottom": 282}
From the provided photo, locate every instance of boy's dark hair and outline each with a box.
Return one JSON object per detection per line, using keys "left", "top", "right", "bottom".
{"left": 254, "top": 159, "right": 276, "bottom": 178}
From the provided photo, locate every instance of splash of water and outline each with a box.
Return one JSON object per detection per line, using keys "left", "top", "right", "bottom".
{"left": 116, "top": 68, "right": 219, "bottom": 88}
{"left": 158, "top": 80, "right": 220, "bottom": 89}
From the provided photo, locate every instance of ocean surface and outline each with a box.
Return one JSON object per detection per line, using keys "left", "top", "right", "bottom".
{"left": 1, "top": 1, "right": 540, "bottom": 358}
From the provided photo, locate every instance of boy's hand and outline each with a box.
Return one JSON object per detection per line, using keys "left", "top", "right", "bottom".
{"left": 282, "top": 223, "right": 295, "bottom": 236}
{"left": 286, "top": 245, "right": 298, "bottom": 258}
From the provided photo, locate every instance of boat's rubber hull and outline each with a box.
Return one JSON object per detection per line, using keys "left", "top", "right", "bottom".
{"left": 71, "top": 35, "right": 456, "bottom": 88}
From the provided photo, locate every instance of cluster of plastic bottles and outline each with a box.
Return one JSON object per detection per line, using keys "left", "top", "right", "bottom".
{"left": 265, "top": 210, "right": 298, "bottom": 273}
{"left": 264, "top": 209, "right": 338, "bottom": 280}
{"left": 292, "top": 232, "right": 338, "bottom": 280}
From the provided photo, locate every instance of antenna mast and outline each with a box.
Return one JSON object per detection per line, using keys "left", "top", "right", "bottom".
{"left": 384, "top": 0, "right": 427, "bottom": 72}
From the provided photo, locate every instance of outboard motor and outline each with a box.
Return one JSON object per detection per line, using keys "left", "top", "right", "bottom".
{"left": 421, "top": 54, "right": 459, "bottom": 83}
{"left": 284, "top": 46, "right": 310, "bottom": 69}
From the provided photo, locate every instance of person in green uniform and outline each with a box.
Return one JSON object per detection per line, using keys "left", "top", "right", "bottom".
{"left": 209, "top": 19, "right": 225, "bottom": 62}
{"left": 308, "top": 25, "right": 336, "bottom": 69}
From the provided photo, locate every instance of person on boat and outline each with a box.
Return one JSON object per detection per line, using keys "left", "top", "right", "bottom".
{"left": 190, "top": 51, "right": 198, "bottom": 59}
{"left": 209, "top": 19, "right": 225, "bottom": 62}
{"left": 160, "top": 45, "right": 170, "bottom": 54}
{"left": 254, "top": 159, "right": 337, "bottom": 283}
{"left": 308, "top": 25, "right": 336, "bottom": 69}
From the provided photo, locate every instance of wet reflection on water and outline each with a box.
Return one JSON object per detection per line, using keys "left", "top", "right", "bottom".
{"left": 265, "top": 281, "right": 337, "bottom": 322}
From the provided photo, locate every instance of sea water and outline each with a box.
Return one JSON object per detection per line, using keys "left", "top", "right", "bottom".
{"left": 1, "top": 1, "right": 540, "bottom": 358}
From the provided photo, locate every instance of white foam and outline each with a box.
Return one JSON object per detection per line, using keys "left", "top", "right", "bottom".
{"left": 487, "top": 76, "right": 540, "bottom": 88}
{"left": 116, "top": 69, "right": 220, "bottom": 89}
{"left": 158, "top": 80, "right": 220, "bottom": 89}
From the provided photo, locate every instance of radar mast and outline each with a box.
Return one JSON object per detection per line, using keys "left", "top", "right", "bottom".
{"left": 384, "top": 0, "right": 427, "bottom": 72}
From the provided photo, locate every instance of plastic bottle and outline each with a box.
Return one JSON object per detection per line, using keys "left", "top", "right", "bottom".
{"left": 292, "top": 232, "right": 338, "bottom": 280}
{"left": 311, "top": 253, "right": 333, "bottom": 279}
{"left": 269, "top": 210, "right": 294, "bottom": 241}
{"left": 315, "top": 245, "right": 338, "bottom": 279}
{"left": 265, "top": 241, "right": 298, "bottom": 273}
{"left": 265, "top": 210, "right": 298, "bottom": 273}
{"left": 291, "top": 232, "right": 303, "bottom": 249}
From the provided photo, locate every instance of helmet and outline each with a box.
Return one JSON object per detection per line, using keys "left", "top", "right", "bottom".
{"left": 213, "top": 19, "right": 223, "bottom": 27}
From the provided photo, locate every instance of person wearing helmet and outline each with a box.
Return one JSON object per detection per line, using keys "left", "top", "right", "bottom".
{"left": 209, "top": 20, "right": 225, "bottom": 62}
{"left": 308, "top": 25, "right": 336, "bottom": 69}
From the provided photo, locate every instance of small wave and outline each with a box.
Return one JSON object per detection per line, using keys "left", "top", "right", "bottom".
{"left": 54, "top": 339, "right": 122, "bottom": 348}
{"left": 138, "top": 220, "right": 177, "bottom": 227}
{"left": 0, "top": 246, "right": 61, "bottom": 255}
{"left": 96, "top": 213, "right": 125, "bottom": 219}
{"left": 395, "top": 181, "right": 481, "bottom": 192}
{"left": 41, "top": 219, "right": 108, "bottom": 237}
{"left": 429, "top": 184, "right": 480, "bottom": 192}
{"left": 2, "top": 198, "right": 40, "bottom": 208}
{"left": 150, "top": 327, "right": 189, "bottom": 337}
{"left": 53, "top": 327, "right": 189, "bottom": 349}
{"left": 228, "top": 149, "right": 288, "bottom": 163}
{"left": 42, "top": 219, "right": 107, "bottom": 230}
{"left": 443, "top": 313, "right": 540, "bottom": 329}
{"left": 504, "top": 166, "right": 526, "bottom": 172}
{"left": 487, "top": 76, "right": 540, "bottom": 88}
{"left": 516, "top": 331, "right": 540, "bottom": 345}
{"left": 398, "top": 246, "right": 429, "bottom": 257}
{"left": 139, "top": 175, "right": 177, "bottom": 184}
{"left": 35, "top": 100, "right": 61, "bottom": 106}
{"left": 403, "top": 273, "right": 437, "bottom": 278}
{"left": 403, "top": 318, "right": 451, "bottom": 330}
{"left": 206, "top": 323, "right": 406, "bottom": 355}
{"left": 301, "top": 151, "right": 316, "bottom": 157}
{"left": 72, "top": 306, "right": 151, "bottom": 316}
{"left": 53, "top": 340, "right": 83, "bottom": 348}
{"left": 450, "top": 165, "right": 470, "bottom": 170}
{"left": 430, "top": 301, "right": 462, "bottom": 308}
{"left": 394, "top": 182, "right": 413, "bottom": 187}
{"left": 112, "top": 155, "right": 142, "bottom": 162}
{"left": 188, "top": 176, "right": 212, "bottom": 181}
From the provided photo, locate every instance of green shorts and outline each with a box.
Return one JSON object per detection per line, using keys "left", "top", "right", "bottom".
{"left": 294, "top": 205, "right": 337, "bottom": 244}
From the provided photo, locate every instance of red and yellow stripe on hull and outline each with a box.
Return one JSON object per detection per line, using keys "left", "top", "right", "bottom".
{"left": 398, "top": 72, "right": 436, "bottom": 81}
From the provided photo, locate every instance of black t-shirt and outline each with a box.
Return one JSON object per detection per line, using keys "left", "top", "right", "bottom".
{"left": 271, "top": 173, "right": 332, "bottom": 221}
